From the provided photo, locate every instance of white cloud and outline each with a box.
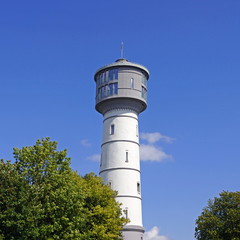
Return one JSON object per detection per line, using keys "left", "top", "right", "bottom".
{"left": 140, "top": 144, "right": 171, "bottom": 162}
{"left": 80, "top": 139, "right": 91, "bottom": 147}
{"left": 87, "top": 154, "right": 100, "bottom": 162}
{"left": 140, "top": 132, "right": 175, "bottom": 144}
{"left": 144, "top": 226, "right": 170, "bottom": 240}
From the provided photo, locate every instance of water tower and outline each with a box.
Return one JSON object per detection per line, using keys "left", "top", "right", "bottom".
{"left": 94, "top": 58, "right": 149, "bottom": 240}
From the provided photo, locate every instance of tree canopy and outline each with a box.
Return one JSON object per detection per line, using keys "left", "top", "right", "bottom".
{"left": 0, "top": 138, "right": 127, "bottom": 240}
{"left": 195, "top": 191, "right": 240, "bottom": 240}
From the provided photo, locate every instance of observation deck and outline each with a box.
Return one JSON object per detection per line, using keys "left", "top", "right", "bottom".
{"left": 94, "top": 58, "right": 149, "bottom": 114}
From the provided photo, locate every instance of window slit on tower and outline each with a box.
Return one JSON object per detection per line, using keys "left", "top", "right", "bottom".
{"left": 100, "top": 153, "right": 102, "bottom": 167}
{"left": 137, "top": 182, "right": 141, "bottom": 194}
{"left": 123, "top": 208, "right": 128, "bottom": 219}
{"left": 130, "top": 78, "right": 134, "bottom": 88}
{"left": 110, "top": 124, "right": 115, "bottom": 135}
{"left": 125, "top": 151, "right": 129, "bottom": 162}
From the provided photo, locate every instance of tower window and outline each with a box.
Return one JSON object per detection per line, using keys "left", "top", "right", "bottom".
{"left": 136, "top": 125, "right": 138, "bottom": 137}
{"left": 125, "top": 151, "right": 129, "bottom": 162}
{"left": 123, "top": 208, "right": 128, "bottom": 219}
{"left": 105, "top": 71, "right": 108, "bottom": 83}
{"left": 142, "top": 74, "right": 147, "bottom": 86}
{"left": 142, "top": 86, "right": 147, "bottom": 100}
{"left": 137, "top": 182, "right": 141, "bottom": 194}
{"left": 130, "top": 78, "right": 134, "bottom": 88}
{"left": 110, "top": 124, "right": 115, "bottom": 135}
{"left": 96, "top": 68, "right": 118, "bottom": 101}
{"left": 113, "top": 68, "right": 118, "bottom": 80}
{"left": 109, "top": 83, "right": 113, "bottom": 95}
{"left": 113, "top": 83, "right": 118, "bottom": 94}
{"left": 109, "top": 68, "right": 118, "bottom": 81}
{"left": 109, "top": 69, "right": 113, "bottom": 81}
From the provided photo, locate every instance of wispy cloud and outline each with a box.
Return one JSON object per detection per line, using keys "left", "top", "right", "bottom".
{"left": 80, "top": 139, "right": 91, "bottom": 147}
{"left": 87, "top": 154, "right": 100, "bottom": 162}
{"left": 140, "top": 132, "right": 174, "bottom": 162}
{"left": 140, "top": 132, "right": 175, "bottom": 144}
{"left": 140, "top": 144, "right": 171, "bottom": 162}
{"left": 144, "top": 226, "right": 170, "bottom": 240}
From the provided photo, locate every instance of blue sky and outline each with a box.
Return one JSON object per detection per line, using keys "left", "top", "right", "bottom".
{"left": 0, "top": 1, "right": 240, "bottom": 239}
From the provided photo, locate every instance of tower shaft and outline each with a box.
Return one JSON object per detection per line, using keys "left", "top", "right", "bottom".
{"left": 100, "top": 109, "right": 143, "bottom": 227}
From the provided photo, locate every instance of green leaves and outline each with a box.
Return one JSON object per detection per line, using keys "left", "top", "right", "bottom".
{"left": 80, "top": 173, "right": 127, "bottom": 240}
{"left": 195, "top": 191, "right": 240, "bottom": 240}
{"left": 13, "top": 137, "right": 71, "bottom": 185}
{"left": 0, "top": 138, "right": 127, "bottom": 240}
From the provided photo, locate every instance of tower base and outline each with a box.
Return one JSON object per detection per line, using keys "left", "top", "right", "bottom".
{"left": 122, "top": 225, "right": 145, "bottom": 240}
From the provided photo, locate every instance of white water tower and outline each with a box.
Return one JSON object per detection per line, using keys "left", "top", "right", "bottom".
{"left": 94, "top": 58, "right": 149, "bottom": 240}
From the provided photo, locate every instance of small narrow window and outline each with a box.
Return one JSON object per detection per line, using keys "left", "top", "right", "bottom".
{"left": 100, "top": 153, "right": 102, "bottom": 167}
{"left": 110, "top": 124, "right": 115, "bottom": 135}
{"left": 136, "top": 125, "right": 138, "bottom": 137}
{"left": 125, "top": 151, "right": 128, "bottom": 162}
{"left": 137, "top": 182, "right": 141, "bottom": 194}
{"left": 123, "top": 208, "right": 128, "bottom": 219}
{"left": 130, "top": 78, "right": 134, "bottom": 88}
{"left": 109, "top": 181, "right": 112, "bottom": 189}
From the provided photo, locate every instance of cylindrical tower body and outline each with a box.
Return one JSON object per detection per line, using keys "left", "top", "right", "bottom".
{"left": 94, "top": 58, "right": 149, "bottom": 240}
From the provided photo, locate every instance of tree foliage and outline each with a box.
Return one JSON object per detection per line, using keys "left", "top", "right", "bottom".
{"left": 195, "top": 191, "right": 240, "bottom": 240}
{"left": 0, "top": 138, "right": 127, "bottom": 240}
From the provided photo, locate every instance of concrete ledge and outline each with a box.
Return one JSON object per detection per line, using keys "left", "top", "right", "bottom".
{"left": 122, "top": 225, "right": 145, "bottom": 240}
{"left": 122, "top": 225, "right": 145, "bottom": 233}
{"left": 99, "top": 167, "right": 140, "bottom": 175}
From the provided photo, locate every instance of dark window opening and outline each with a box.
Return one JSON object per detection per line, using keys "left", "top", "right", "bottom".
{"left": 137, "top": 182, "right": 141, "bottom": 194}
{"left": 110, "top": 124, "right": 115, "bottom": 135}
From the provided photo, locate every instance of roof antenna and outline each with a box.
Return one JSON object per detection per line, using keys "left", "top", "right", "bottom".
{"left": 120, "top": 41, "right": 124, "bottom": 59}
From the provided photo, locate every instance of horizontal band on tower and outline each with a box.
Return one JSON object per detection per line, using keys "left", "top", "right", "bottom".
{"left": 103, "top": 114, "right": 138, "bottom": 123}
{"left": 118, "top": 87, "right": 142, "bottom": 93}
{"left": 101, "top": 139, "right": 139, "bottom": 147}
{"left": 122, "top": 225, "right": 145, "bottom": 233}
{"left": 99, "top": 167, "right": 140, "bottom": 174}
{"left": 116, "top": 195, "right": 142, "bottom": 200}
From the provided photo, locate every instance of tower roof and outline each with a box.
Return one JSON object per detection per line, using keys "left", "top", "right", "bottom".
{"left": 94, "top": 58, "right": 149, "bottom": 81}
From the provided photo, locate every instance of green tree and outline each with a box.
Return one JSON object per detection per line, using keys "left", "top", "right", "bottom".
{"left": 0, "top": 138, "right": 127, "bottom": 240}
{"left": 195, "top": 191, "right": 240, "bottom": 240}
